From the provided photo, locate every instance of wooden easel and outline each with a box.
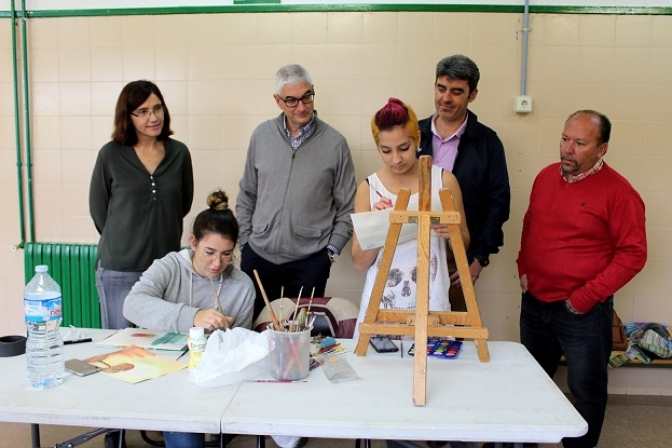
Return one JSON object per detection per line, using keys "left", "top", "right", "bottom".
{"left": 354, "top": 156, "right": 489, "bottom": 406}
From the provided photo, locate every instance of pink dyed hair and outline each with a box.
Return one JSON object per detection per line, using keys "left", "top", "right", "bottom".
{"left": 370, "top": 97, "right": 420, "bottom": 146}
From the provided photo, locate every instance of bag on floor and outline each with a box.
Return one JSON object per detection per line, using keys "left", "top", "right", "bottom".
{"left": 612, "top": 310, "right": 628, "bottom": 352}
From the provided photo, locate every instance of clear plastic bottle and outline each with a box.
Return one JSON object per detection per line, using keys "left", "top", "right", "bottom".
{"left": 188, "top": 326, "right": 206, "bottom": 371}
{"left": 24, "top": 265, "right": 65, "bottom": 389}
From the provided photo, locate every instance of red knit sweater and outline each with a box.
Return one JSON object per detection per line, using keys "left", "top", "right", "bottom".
{"left": 517, "top": 162, "right": 647, "bottom": 313}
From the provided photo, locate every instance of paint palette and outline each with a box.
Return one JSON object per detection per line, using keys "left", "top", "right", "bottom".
{"left": 407, "top": 338, "right": 462, "bottom": 359}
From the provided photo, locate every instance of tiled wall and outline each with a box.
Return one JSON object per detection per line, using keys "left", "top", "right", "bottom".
{"left": 1, "top": 12, "right": 671, "bottom": 394}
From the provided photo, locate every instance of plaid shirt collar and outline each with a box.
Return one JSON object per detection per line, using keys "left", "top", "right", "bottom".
{"left": 284, "top": 111, "right": 317, "bottom": 151}
{"left": 561, "top": 158, "right": 604, "bottom": 183}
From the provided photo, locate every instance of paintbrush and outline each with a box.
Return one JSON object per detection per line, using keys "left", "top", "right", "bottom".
{"left": 297, "top": 308, "right": 307, "bottom": 328}
{"left": 253, "top": 270, "right": 281, "bottom": 330}
{"left": 303, "top": 287, "right": 316, "bottom": 330}
{"left": 290, "top": 286, "right": 303, "bottom": 331}
{"left": 307, "top": 287, "right": 315, "bottom": 312}
{"left": 279, "top": 286, "right": 285, "bottom": 329}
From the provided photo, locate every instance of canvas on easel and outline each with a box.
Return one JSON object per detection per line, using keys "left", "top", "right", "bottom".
{"left": 354, "top": 156, "right": 489, "bottom": 406}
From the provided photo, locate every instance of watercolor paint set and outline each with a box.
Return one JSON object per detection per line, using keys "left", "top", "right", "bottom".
{"left": 407, "top": 338, "right": 462, "bottom": 359}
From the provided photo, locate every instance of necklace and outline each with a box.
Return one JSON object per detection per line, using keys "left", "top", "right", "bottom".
{"left": 208, "top": 275, "right": 223, "bottom": 312}
{"left": 189, "top": 254, "right": 223, "bottom": 311}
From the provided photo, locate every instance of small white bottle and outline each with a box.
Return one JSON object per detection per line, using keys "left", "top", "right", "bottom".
{"left": 188, "top": 327, "right": 206, "bottom": 371}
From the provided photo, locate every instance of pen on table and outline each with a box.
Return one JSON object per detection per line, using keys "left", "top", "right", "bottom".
{"left": 63, "top": 338, "right": 93, "bottom": 345}
{"left": 246, "top": 379, "right": 308, "bottom": 383}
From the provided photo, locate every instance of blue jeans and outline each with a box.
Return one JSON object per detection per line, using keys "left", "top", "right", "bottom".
{"left": 520, "top": 292, "right": 612, "bottom": 448}
{"left": 95, "top": 267, "right": 142, "bottom": 329}
{"left": 163, "top": 432, "right": 204, "bottom": 448}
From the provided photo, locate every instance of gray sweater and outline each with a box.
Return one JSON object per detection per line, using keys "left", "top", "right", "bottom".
{"left": 236, "top": 113, "right": 356, "bottom": 264}
{"left": 123, "top": 249, "right": 255, "bottom": 333}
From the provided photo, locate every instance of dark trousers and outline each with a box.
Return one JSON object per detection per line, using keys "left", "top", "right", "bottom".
{"left": 241, "top": 244, "right": 331, "bottom": 318}
{"left": 520, "top": 291, "right": 613, "bottom": 448}
{"left": 163, "top": 432, "right": 204, "bottom": 448}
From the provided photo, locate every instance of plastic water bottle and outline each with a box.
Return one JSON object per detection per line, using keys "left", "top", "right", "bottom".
{"left": 188, "top": 326, "right": 206, "bottom": 371}
{"left": 24, "top": 265, "right": 65, "bottom": 389}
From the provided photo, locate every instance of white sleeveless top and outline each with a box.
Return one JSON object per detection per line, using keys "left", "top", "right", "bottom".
{"left": 354, "top": 165, "right": 451, "bottom": 338}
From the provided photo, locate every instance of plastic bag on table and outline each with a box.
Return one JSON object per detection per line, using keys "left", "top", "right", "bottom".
{"left": 320, "top": 355, "right": 360, "bottom": 383}
{"left": 189, "top": 327, "right": 271, "bottom": 388}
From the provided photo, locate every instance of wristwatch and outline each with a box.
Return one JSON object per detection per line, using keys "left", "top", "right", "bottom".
{"left": 327, "top": 247, "right": 339, "bottom": 263}
{"left": 474, "top": 254, "right": 490, "bottom": 268}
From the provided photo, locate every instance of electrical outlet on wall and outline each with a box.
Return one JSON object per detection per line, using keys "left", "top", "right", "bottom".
{"left": 514, "top": 95, "right": 533, "bottom": 113}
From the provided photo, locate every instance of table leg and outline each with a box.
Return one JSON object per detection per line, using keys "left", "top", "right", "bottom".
{"left": 117, "top": 429, "right": 125, "bottom": 448}
{"left": 30, "top": 423, "right": 40, "bottom": 448}
{"left": 256, "top": 435, "right": 265, "bottom": 448}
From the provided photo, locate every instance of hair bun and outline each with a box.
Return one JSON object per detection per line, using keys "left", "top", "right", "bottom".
{"left": 374, "top": 97, "right": 410, "bottom": 129}
{"left": 387, "top": 97, "right": 405, "bottom": 107}
{"left": 206, "top": 190, "right": 229, "bottom": 212}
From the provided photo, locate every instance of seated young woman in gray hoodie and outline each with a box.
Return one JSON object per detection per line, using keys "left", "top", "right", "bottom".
{"left": 124, "top": 189, "right": 255, "bottom": 334}
{"left": 123, "top": 190, "right": 255, "bottom": 448}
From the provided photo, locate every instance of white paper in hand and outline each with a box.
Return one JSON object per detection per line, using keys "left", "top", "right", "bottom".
{"left": 189, "top": 327, "right": 271, "bottom": 388}
{"left": 351, "top": 193, "right": 445, "bottom": 250}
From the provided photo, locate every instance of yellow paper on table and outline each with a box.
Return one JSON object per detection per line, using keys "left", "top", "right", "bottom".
{"left": 84, "top": 345, "right": 187, "bottom": 384}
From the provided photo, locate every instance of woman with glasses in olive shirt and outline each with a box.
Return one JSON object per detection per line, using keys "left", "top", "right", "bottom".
{"left": 89, "top": 80, "right": 194, "bottom": 331}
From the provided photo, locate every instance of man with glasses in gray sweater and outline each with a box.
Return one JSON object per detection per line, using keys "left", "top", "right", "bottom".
{"left": 237, "top": 63, "right": 357, "bottom": 320}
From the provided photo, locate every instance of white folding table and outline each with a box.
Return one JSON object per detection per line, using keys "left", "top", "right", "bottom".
{"left": 224, "top": 339, "right": 587, "bottom": 445}
{"left": 0, "top": 330, "right": 587, "bottom": 447}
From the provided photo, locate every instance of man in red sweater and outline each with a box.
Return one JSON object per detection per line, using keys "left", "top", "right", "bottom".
{"left": 517, "top": 110, "right": 647, "bottom": 448}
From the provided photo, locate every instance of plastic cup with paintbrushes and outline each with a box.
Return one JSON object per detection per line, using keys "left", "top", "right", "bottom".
{"left": 252, "top": 272, "right": 309, "bottom": 379}
{"left": 281, "top": 287, "right": 311, "bottom": 379}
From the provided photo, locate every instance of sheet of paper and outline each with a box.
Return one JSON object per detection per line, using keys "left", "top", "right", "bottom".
{"left": 351, "top": 193, "right": 445, "bottom": 251}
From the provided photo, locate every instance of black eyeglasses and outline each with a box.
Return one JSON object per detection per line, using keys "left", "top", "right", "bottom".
{"left": 131, "top": 105, "right": 165, "bottom": 119}
{"left": 278, "top": 92, "right": 315, "bottom": 108}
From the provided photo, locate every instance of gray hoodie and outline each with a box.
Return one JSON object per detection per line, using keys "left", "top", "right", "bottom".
{"left": 123, "top": 249, "right": 255, "bottom": 333}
